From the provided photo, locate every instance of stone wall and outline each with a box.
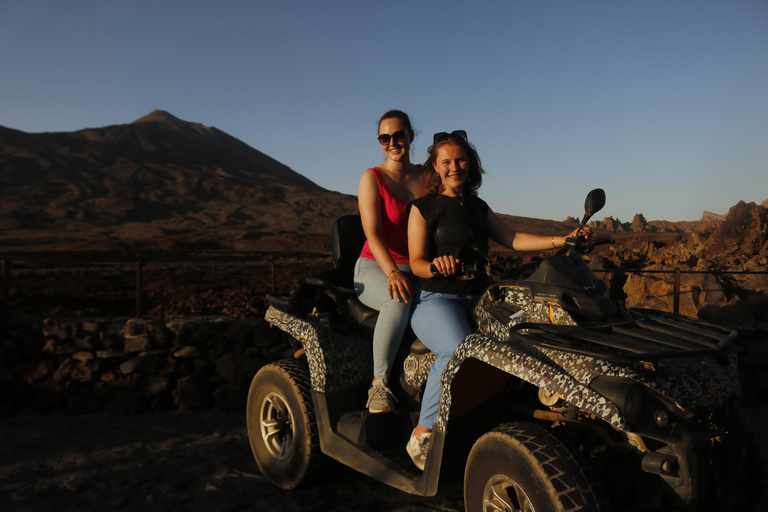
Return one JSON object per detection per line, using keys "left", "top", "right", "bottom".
{"left": 1, "top": 315, "right": 288, "bottom": 415}
{"left": 3, "top": 313, "right": 767, "bottom": 415}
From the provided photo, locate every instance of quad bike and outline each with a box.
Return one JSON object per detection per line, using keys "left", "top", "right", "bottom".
{"left": 247, "top": 189, "right": 763, "bottom": 511}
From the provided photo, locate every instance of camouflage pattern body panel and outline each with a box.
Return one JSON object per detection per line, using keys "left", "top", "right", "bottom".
{"left": 265, "top": 306, "right": 371, "bottom": 393}
{"left": 465, "top": 282, "right": 739, "bottom": 422}
{"left": 434, "top": 333, "right": 627, "bottom": 431}
{"left": 474, "top": 284, "right": 577, "bottom": 342}
{"left": 534, "top": 342, "right": 739, "bottom": 411}
{"left": 600, "top": 349, "right": 740, "bottom": 410}
{"left": 266, "top": 305, "right": 434, "bottom": 396}
{"left": 403, "top": 352, "right": 436, "bottom": 392}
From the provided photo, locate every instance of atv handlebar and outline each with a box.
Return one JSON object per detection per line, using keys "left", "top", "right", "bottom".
{"left": 427, "top": 236, "right": 614, "bottom": 280}
{"left": 429, "top": 261, "right": 489, "bottom": 281}
{"left": 562, "top": 235, "right": 614, "bottom": 256}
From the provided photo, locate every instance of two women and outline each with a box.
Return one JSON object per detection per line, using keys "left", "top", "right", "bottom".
{"left": 354, "top": 114, "right": 589, "bottom": 469}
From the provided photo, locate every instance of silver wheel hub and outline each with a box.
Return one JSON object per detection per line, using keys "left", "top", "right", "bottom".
{"left": 260, "top": 392, "right": 295, "bottom": 460}
{"left": 482, "top": 474, "right": 535, "bottom": 512}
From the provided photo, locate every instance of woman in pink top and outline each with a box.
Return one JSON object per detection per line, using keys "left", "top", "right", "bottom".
{"left": 355, "top": 110, "right": 423, "bottom": 414}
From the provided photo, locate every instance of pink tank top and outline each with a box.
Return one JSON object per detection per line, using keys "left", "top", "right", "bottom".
{"left": 359, "top": 167, "right": 417, "bottom": 264}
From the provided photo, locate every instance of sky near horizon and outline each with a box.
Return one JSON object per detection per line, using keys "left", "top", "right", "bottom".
{"left": 1, "top": 0, "right": 767, "bottom": 223}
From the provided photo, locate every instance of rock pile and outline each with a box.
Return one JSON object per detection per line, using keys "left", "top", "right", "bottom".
{"left": 587, "top": 201, "right": 768, "bottom": 324}
{"left": 1, "top": 316, "right": 288, "bottom": 415}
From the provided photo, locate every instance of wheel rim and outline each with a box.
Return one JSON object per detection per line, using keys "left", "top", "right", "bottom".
{"left": 260, "top": 392, "right": 295, "bottom": 460}
{"left": 482, "top": 474, "right": 535, "bottom": 512}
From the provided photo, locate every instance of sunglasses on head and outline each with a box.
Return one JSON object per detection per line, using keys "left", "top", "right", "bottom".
{"left": 433, "top": 130, "right": 468, "bottom": 144}
{"left": 377, "top": 130, "right": 410, "bottom": 146}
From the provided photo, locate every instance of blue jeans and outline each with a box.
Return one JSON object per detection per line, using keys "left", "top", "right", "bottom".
{"left": 410, "top": 290, "right": 477, "bottom": 429}
{"left": 354, "top": 257, "right": 414, "bottom": 380}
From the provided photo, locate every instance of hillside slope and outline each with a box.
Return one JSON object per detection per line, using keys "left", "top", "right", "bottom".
{"left": 0, "top": 111, "right": 358, "bottom": 254}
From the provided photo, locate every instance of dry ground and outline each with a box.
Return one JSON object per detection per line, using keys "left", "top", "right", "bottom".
{"left": 1, "top": 406, "right": 766, "bottom": 512}
{"left": 0, "top": 411, "right": 465, "bottom": 512}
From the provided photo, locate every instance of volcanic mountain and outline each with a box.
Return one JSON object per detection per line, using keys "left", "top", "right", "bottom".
{"left": 0, "top": 110, "right": 358, "bottom": 255}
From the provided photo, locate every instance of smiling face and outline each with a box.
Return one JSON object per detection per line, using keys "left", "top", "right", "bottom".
{"left": 432, "top": 141, "right": 469, "bottom": 196}
{"left": 378, "top": 117, "right": 412, "bottom": 164}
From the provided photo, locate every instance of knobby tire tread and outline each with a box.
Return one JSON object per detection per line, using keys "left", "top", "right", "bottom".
{"left": 249, "top": 357, "right": 325, "bottom": 488}
{"left": 491, "top": 422, "right": 603, "bottom": 512}
{"left": 270, "top": 358, "right": 325, "bottom": 481}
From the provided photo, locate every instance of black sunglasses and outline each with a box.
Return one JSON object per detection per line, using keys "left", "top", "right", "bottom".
{"left": 433, "top": 130, "right": 467, "bottom": 144}
{"left": 377, "top": 130, "right": 410, "bottom": 146}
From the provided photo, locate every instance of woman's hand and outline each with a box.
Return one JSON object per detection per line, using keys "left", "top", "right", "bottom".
{"left": 429, "top": 255, "right": 461, "bottom": 277}
{"left": 388, "top": 270, "right": 414, "bottom": 303}
{"left": 567, "top": 226, "right": 593, "bottom": 241}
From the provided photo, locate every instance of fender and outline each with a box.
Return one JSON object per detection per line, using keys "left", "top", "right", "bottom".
{"left": 265, "top": 305, "right": 371, "bottom": 394}
{"left": 435, "top": 332, "right": 626, "bottom": 431}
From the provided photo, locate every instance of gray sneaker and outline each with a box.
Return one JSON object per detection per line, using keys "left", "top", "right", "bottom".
{"left": 406, "top": 429, "right": 431, "bottom": 471}
{"left": 366, "top": 379, "right": 398, "bottom": 414}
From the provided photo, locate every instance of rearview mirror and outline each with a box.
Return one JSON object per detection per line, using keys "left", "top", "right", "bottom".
{"left": 581, "top": 188, "right": 606, "bottom": 226}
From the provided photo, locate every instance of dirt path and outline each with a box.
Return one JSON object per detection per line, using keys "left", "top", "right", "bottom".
{"left": 0, "top": 412, "right": 463, "bottom": 512}
{"left": 2, "top": 407, "right": 766, "bottom": 512}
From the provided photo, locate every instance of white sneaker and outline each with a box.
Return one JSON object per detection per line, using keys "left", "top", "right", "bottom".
{"left": 406, "top": 429, "right": 431, "bottom": 471}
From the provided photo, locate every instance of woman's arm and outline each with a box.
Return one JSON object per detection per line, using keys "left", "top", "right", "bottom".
{"left": 408, "top": 204, "right": 460, "bottom": 278}
{"left": 358, "top": 170, "right": 414, "bottom": 301}
{"left": 487, "top": 209, "right": 591, "bottom": 251}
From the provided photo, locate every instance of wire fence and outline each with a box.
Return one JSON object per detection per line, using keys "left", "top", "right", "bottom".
{"left": 2, "top": 258, "right": 766, "bottom": 318}
{"left": 593, "top": 268, "right": 768, "bottom": 315}
{"left": 1, "top": 259, "right": 330, "bottom": 318}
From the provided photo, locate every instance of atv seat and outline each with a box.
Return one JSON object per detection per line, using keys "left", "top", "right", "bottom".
{"left": 330, "top": 215, "right": 379, "bottom": 330}
{"left": 330, "top": 215, "right": 430, "bottom": 358}
{"left": 331, "top": 214, "right": 368, "bottom": 286}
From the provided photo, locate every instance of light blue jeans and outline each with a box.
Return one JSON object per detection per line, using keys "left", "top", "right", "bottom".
{"left": 410, "top": 290, "right": 477, "bottom": 430}
{"left": 354, "top": 257, "right": 415, "bottom": 380}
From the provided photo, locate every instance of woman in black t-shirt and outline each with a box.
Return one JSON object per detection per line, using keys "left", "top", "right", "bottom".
{"left": 404, "top": 130, "right": 590, "bottom": 471}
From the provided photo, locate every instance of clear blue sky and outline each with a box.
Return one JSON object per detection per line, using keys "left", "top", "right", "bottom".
{"left": 2, "top": 0, "right": 767, "bottom": 222}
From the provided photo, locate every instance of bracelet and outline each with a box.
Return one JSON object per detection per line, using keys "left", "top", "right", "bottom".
{"left": 552, "top": 236, "right": 556, "bottom": 249}
{"left": 388, "top": 269, "right": 400, "bottom": 278}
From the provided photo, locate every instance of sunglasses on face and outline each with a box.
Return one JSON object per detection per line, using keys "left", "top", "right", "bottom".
{"left": 433, "top": 130, "right": 468, "bottom": 144}
{"left": 377, "top": 130, "right": 410, "bottom": 146}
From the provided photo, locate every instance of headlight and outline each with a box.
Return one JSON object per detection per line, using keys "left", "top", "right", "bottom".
{"left": 653, "top": 408, "right": 669, "bottom": 428}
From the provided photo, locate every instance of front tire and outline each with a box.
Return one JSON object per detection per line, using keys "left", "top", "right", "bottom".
{"left": 464, "top": 422, "right": 602, "bottom": 512}
{"left": 246, "top": 358, "right": 320, "bottom": 489}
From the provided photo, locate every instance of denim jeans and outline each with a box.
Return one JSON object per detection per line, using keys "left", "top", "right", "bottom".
{"left": 410, "top": 290, "right": 477, "bottom": 429}
{"left": 353, "top": 257, "right": 414, "bottom": 380}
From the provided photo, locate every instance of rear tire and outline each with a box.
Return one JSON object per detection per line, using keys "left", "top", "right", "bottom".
{"left": 464, "top": 422, "right": 602, "bottom": 512}
{"left": 246, "top": 358, "right": 320, "bottom": 489}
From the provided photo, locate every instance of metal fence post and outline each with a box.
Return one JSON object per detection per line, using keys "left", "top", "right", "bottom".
{"left": 136, "top": 261, "right": 144, "bottom": 318}
{"left": 673, "top": 267, "right": 680, "bottom": 315}
{"left": 2, "top": 259, "right": 9, "bottom": 307}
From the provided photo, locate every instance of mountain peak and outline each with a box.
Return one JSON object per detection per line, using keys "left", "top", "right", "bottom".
{"left": 132, "top": 110, "right": 185, "bottom": 125}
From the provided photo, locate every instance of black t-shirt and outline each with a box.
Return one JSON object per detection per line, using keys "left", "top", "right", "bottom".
{"left": 409, "top": 194, "right": 490, "bottom": 295}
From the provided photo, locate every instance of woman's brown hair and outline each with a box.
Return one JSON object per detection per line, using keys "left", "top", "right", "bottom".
{"left": 422, "top": 136, "right": 484, "bottom": 197}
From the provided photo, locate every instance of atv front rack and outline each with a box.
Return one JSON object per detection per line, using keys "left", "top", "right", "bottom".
{"left": 509, "top": 309, "right": 740, "bottom": 366}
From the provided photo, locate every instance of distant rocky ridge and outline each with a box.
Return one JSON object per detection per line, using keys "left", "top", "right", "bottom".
{"left": 565, "top": 211, "right": 729, "bottom": 233}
